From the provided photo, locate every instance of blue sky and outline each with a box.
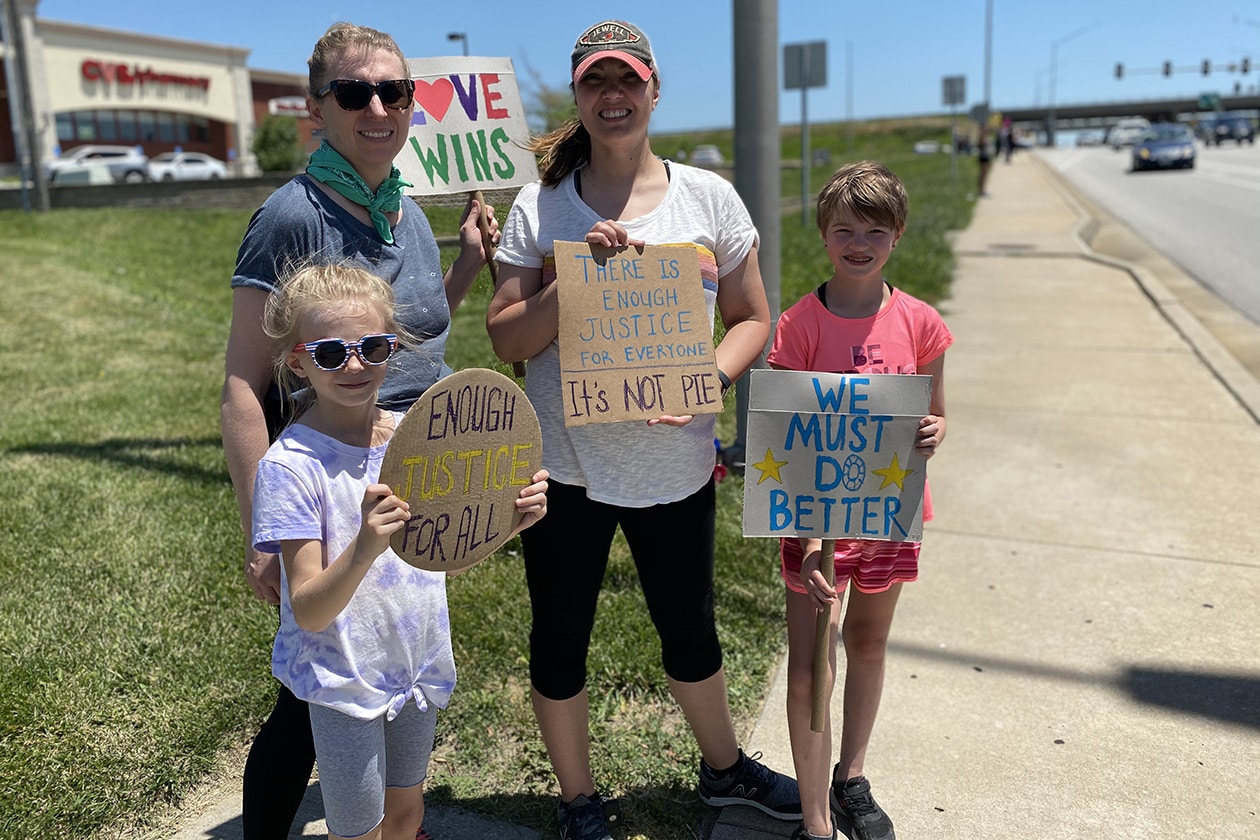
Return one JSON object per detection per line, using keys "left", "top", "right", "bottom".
{"left": 38, "top": 0, "right": 1260, "bottom": 133}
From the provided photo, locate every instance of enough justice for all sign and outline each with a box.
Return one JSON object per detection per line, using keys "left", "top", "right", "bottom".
{"left": 378, "top": 369, "right": 542, "bottom": 573}
{"left": 554, "top": 241, "right": 725, "bottom": 426}
{"left": 742, "top": 370, "right": 931, "bottom": 541}
{"left": 399, "top": 56, "right": 539, "bottom": 195}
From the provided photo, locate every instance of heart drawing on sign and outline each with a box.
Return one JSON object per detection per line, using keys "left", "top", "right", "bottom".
{"left": 414, "top": 78, "right": 455, "bottom": 122}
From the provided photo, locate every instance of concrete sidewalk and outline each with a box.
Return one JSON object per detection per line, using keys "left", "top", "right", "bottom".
{"left": 711, "top": 151, "right": 1260, "bottom": 839}
{"left": 161, "top": 152, "right": 1260, "bottom": 840}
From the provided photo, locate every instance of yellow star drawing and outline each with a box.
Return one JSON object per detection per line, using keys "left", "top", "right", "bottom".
{"left": 751, "top": 448, "right": 789, "bottom": 485}
{"left": 872, "top": 452, "right": 914, "bottom": 490}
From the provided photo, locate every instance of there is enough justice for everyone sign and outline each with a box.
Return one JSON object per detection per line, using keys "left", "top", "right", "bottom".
{"left": 399, "top": 56, "right": 539, "bottom": 195}
{"left": 378, "top": 368, "right": 542, "bottom": 573}
{"left": 554, "top": 241, "right": 725, "bottom": 426}
{"left": 742, "top": 370, "right": 931, "bottom": 541}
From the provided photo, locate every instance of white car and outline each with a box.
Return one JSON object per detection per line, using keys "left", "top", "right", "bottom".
{"left": 44, "top": 144, "right": 149, "bottom": 185}
{"left": 689, "top": 144, "right": 725, "bottom": 167}
{"left": 1107, "top": 118, "right": 1151, "bottom": 150}
{"left": 147, "top": 152, "right": 228, "bottom": 182}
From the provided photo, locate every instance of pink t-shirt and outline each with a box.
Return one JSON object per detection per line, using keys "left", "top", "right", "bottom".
{"left": 767, "top": 284, "right": 953, "bottom": 525}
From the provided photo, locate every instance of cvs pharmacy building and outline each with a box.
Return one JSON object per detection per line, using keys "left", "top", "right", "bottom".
{"left": 1, "top": 2, "right": 310, "bottom": 177}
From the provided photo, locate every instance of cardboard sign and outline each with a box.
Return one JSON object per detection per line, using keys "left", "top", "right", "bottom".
{"left": 399, "top": 56, "right": 539, "bottom": 195}
{"left": 742, "top": 370, "right": 931, "bottom": 541}
{"left": 554, "top": 241, "right": 724, "bottom": 426}
{"left": 379, "top": 368, "right": 542, "bottom": 572}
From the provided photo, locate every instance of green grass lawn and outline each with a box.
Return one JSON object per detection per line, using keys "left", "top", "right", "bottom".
{"left": 0, "top": 126, "right": 974, "bottom": 839}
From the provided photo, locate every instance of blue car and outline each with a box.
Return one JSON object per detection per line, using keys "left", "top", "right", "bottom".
{"left": 1130, "top": 123, "right": 1196, "bottom": 171}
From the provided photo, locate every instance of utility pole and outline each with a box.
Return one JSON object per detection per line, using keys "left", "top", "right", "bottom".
{"left": 729, "top": 0, "right": 779, "bottom": 469}
{"left": 2, "top": 0, "right": 49, "bottom": 211}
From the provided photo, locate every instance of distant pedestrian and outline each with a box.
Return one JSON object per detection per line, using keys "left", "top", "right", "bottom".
{"left": 1000, "top": 118, "right": 1014, "bottom": 163}
{"left": 767, "top": 161, "right": 952, "bottom": 840}
{"left": 252, "top": 261, "right": 548, "bottom": 840}
{"left": 976, "top": 124, "right": 993, "bottom": 196}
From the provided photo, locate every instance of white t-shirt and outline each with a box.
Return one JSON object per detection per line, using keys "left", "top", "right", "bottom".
{"left": 496, "top": 162, "right": 758, "bottom": 506}
{"left": 252, "top": 416, "right": 456, "bottom": 720}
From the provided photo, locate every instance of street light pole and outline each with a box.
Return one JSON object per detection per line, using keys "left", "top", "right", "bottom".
{"left": 1047, "top": 25, "right": 1091, "bottom": 148}
{"left": 447, "top": 32, "right": 469, "bottom": 56}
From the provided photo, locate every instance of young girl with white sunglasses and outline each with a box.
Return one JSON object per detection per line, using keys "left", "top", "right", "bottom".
{"left": 252, "top": 262, "right": 548, "bottom": 840}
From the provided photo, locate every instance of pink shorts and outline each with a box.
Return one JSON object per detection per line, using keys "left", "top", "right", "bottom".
{"left": 780, "top": 538, "right": 920, "bottom": 595}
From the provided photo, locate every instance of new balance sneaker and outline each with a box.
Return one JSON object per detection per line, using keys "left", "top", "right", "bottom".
{"left": 557, "top": 793, "right": 613, "bottom": 840}
{"left": 830, "top": 774, "right": 895, "bottom": 840}
{"left": 698, "top": 749, "right": 803, "bottom": 821}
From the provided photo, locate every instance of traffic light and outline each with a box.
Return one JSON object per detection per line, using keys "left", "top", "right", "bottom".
{"left": 1163, "top": 61, "right": 1172, "bottom": 77}
{"left": 1202, "top": 59, "right": 1211, "bottom": 76}
{"left": 1244, "top": 57, "right": 1251, "bottom": 75}
{"left": 1115, "top": 62, "right": 1124, "bottom": 79}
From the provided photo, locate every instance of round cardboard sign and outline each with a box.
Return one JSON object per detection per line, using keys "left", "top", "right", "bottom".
{"left": 379, "top": 368, "right": 542, "bottom": 573}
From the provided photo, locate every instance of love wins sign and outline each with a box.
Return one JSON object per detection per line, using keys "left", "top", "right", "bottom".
{"left": 400, "top": 56, "right": 539, "bottom": 196}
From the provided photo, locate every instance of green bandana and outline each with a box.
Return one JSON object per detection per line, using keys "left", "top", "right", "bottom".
{"left": 305, "top": 141, "right": 413, "bottom": 244}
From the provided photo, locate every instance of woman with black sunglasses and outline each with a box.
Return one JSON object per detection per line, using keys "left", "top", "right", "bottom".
{"left": 220, "top": 21, "right": 497, "bottom": 840}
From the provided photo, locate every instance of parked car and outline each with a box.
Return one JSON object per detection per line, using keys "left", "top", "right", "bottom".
{"left": 44, "top": 144, "right": 149, "bottom": 185}
{"left": 912, "top": 140, "right": 940, "bottom": 154}
{"left": 1198, "top": 113, "right": 1255, "bottom": 146}
{"left": 1107, "top": 117, "right": 1151, "bottom": 150}
{"left": 146, "top": 151, "right": 229, "bottom": 182}
{"left": 1130, "top": 123, "right": 1196, "bottom": 172}
{"left": 689, "top": 144, "right": 725, "bottom": 167}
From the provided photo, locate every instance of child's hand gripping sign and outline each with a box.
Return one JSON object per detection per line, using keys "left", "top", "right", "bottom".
{"left": 379, "top": 369, "right": 542, "bottom": 573}
{"left": 553, "top": 241, "right": 726, "bottom": 426}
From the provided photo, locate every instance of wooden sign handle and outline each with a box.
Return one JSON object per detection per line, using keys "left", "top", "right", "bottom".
{"left": 473, "top": 189, "right": 526, "bottom": 379}
{"left": 810, "top": 538, "right": 837, "bottom": 733}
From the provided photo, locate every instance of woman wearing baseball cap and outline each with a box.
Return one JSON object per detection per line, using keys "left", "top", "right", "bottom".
{"left": 487, "top": 19, "right": 800, "bottom": 840}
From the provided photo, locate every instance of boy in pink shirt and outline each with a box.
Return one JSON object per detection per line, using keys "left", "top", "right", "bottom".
{"left": 767, "top": 161, "right": 952, "bottom": 840}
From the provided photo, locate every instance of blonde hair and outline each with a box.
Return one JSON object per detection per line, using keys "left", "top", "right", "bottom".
{"left": 815, "top": 160, "right": 908, "bottom": 236}
{"left": 307, "top": 22, "right": 408, "bottom": 97}
{"left": 263, "top": 261, "right": 411, "bottom": 403}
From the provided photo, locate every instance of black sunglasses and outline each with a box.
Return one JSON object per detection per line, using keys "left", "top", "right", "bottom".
{"left": 315, "top": 78, "right": 415, "bottom": 111}
{"left": 293, "top": 334, "right": 398, "bottom": 371}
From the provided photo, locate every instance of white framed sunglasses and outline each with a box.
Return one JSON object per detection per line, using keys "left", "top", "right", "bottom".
{"left": 293, "top": 334, "right": 398, "bottom": 371}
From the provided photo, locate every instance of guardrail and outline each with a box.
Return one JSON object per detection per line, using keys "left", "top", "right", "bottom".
{"left": 0, "top": 175, "right": 521, "bottom": 217}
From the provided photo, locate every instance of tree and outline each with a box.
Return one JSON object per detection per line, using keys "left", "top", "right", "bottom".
{"left": 518, "top": 57, "right": 577, "bottom": 133}
{"left": 252, "top": 116, "right": 306, "bottom": 172}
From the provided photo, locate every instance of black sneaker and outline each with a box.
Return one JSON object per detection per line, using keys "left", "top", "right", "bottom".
{"left": 557, "top": 793, "right": 613, "bottom": 840}
{"left": 830, "top": 774, "right": 895, "bottom": 840}
{"left": 698, "top": 749, "right": 803, "bottom": 821}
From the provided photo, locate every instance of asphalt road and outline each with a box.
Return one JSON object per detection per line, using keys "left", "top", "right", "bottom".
{"left": 1039, "top": 142, "right": 1260, "bottom": 325}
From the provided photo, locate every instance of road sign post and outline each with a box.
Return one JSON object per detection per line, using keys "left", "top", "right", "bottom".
{"left": 942, "top": 75, "right": 965, "bottom": 185}
{"left": 785, "top": 41, "right": 827, "bottom": 225}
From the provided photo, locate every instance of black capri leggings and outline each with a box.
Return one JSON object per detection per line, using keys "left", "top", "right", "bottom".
{"left": 520, "top": 478, "right": 722, "bottom": 700}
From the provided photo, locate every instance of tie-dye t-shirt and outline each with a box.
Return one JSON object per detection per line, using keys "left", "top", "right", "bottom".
{"left": 252, "top": 416, "right": 455, "bottom": 721}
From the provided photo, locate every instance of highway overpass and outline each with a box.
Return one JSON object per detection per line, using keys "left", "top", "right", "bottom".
{"left": 997, "top": 92, "right": 1260, "bottom": 143}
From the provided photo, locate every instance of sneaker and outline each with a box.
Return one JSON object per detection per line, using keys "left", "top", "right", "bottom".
{"left": 415, "top": 829, "right": 435, "bottom": 840}
{"left": 792, "top": 822, "right": 837, "bottom": 840}
{"left": 830, "top": 774, "right": 895, "bottom": 840}
{"left": 557, "top": 793, "right": 613, "bottom": 840}
{"left": 698, "top": 749, "right": 803, "bottom": 821}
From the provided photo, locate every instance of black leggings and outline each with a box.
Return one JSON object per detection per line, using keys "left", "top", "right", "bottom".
{"left": 520, "top": 478, "right": 722, "bottom": 700}
{"left": 241, "top": 682, "right": 316, "bottom": 839}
